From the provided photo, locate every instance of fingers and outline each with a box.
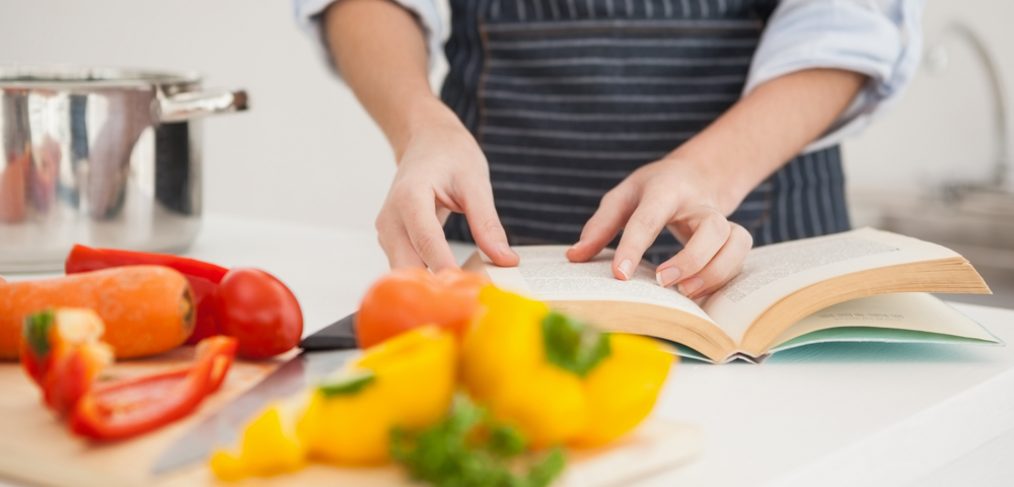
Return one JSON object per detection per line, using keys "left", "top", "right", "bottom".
{"left": 378, "top": 174, "right": 514, "bottom": 271}
{"left": 655, "top": 207, "right": 731, "bottom": 287}
{"left": 375, "top": 212, "right": 425, "bottom": 269}
{"left": 567, "top": 186, "right": 637, "bottom": 263}
{"left": 460, "top": 179, "right": 519, "bottom": 267}
{"left": 687, "top": 224, "right": 753, "bottom": 297}
{"left": 397, "top": 195, "right": 459, "bottom": 271}
{"left": 611, "top": 198, "right": 673, "bottom": 280}
{"left": 381, "top": 220, "right": 427, "bottom": 269}
{"left": 657, "top": 221, "right": 752, "bottom": 298}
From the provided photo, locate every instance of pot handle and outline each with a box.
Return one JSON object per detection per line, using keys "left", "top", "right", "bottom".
{"left": 153, "top": 89, "right": 249, "bottom": 123}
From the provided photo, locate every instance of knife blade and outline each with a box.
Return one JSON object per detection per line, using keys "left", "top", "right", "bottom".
{"left": 150, "top": 313, "right": 359, "bottom": 475}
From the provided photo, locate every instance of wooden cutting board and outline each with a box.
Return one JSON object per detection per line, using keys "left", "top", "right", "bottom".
{"left": 0, "top": 350, "right": 701, "bottom": 487}
{"left": 0, "top": 347, "right": 285, "bottom": 487}
{"left": 154, "top": 419, "right": 700, "bottom": 487}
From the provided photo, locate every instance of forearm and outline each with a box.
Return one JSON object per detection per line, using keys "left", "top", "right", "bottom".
{"left": 323, "top": 0, "right": 455, "bottom": 158}
{"left": 670, "top": 68, "right": 866, "bottom": 214}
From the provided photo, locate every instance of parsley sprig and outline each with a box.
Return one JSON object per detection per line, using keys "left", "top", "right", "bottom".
{"left": 391, "top": 396, "right": 566, "bottom": 487}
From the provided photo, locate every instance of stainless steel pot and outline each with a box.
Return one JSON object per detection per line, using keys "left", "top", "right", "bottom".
{"left": 0, "top": 67, "right": 247, "bottom": 272}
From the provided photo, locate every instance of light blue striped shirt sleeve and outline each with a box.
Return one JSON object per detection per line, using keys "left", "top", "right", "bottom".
{"left": 292, "top": 0, "right": 443, "bottom": 74}
{"left": 747, "top": 0, "right": 926, "bottom": 152}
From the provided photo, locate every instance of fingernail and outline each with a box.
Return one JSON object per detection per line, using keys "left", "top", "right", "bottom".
{"left": 498, "top": 243, "right": 517, "bottom": 258}
{"left": 656, "top": 267, "right": 682, "bottom": 287}
{"left": 617, "top": 259, "right": 633, "bottom": 280}
{"left": 678, "top": 277, "right": 704, "bottom": 296}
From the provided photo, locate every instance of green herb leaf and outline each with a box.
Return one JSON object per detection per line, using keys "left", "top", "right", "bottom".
{"left": 488, "top": 423, "right": 526, "bottom": 458}
{"left": 541, "top": 311, "right": 611, "bottom": 377}
{"left": 391, "top": 395, "right": 567, "bottom": 487}
{"left": 22, "top": 310, "right": 56, "bottom": 358}
{"left": 317, "top": 369, "right": 375, "bottom": 397}
{"left": 526, "top": 448, "right": 566, "bottom": 487}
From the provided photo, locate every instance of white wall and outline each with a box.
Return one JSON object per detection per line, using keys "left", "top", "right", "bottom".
{"left": 843, "top": 1, "right": 1014, "bottom": 194}
{"left": 2, "top": 0, "right": 1011, "bottom": 231}
{"left": 1, "top": 0, "right": 395, "bottom": 230}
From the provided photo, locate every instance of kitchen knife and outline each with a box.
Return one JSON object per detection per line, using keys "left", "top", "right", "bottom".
{"left": 150, "top": 313, "right": 360, "bottom": 475}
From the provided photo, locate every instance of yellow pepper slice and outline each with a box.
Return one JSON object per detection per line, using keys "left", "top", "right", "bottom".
{"left": 298, "top": 325, "right": 457, "bottom": 465}
{"left": 297, "top": 374, "right": 391, "bottom": 465}
{"left": 208, "top": 451, "right": 245, "bottom": 482}
{"left": 356, "top": 324, "right": 457, "bottom": 430}
{"left": 209, "top": 326, "right": 457, "bottom": 479}
{"left": 209, "top": 405, "right": 304, "bottom": 481}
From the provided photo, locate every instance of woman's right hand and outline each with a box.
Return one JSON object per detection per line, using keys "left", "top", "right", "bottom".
{"left": 324, "top": 0, "right": 516, "bottom": 270}
{"left": 375, "top": 102, "right": 519, "bottom": 270}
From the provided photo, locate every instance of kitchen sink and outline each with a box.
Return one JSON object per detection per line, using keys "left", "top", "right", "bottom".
{"left": 851, "top": 186, "right": 1014, "bottom": 309}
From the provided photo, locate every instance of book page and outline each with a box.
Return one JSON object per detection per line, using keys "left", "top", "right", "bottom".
{"left": 701, "top": 228, "right": 961, "bottom": 342}
{"left": 770, "top": 293, "right": 1000, "bottom": 348}
{"left": 481, "top": 246, "right": 714, "bottom": 324}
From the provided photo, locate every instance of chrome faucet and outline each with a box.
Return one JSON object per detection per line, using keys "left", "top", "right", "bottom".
{"left": 925, "top": 21, "right": 1011, "bottom": 196}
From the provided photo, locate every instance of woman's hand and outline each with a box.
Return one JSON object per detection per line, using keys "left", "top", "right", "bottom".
{"left": 375, "top": 104, "right": 519, "bottom": 270}
{"left": 324, "top": 1, "right": 516, "bottom": 271}
{"left": 564, "top": 68, "right": 868, "bottom": 298}
{"left": 566, "top": 157, "right": 753, "bottom": 298}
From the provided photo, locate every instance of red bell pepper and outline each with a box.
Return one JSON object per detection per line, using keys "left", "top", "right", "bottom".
{"left": 20, "top": 309, "right": 113, "bottom": 416}
{"left": 65, "top": 245, "right": 229, "bottom": 344}
{"left": 20, "top": 308, "right": 237, "bottom": 441}
{"left": 69, "top": 336, "right": 237, "bottom": 441}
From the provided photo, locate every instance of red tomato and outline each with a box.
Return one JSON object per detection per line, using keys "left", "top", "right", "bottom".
{"left": 356, "top": 268, "right": 486, "bottom": 348}
{"left": 214, "top": 269, "right": 303, "bottom": 359}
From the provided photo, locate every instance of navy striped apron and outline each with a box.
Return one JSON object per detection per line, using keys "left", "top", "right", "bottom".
{"left": 440, "top": 0, "right": 850, "bottom": 264}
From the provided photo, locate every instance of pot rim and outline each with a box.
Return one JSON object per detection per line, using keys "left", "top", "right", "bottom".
{"left": 0, "top": 65, "right": 202, "bottom": 88}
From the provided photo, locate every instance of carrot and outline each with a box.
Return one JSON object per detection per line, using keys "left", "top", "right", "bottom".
{"left": 0, "top": 266, "right": 195, "bottom": 360}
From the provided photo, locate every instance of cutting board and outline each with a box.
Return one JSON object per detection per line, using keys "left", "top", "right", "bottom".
{"left": 0, "top": 347, "right": 285, "bottom": 487}
{"left": 156, "top": 419, "right": 701, "bottom": 487}
{"left": 0, "top": 350, "right": 701, "bottom": 487}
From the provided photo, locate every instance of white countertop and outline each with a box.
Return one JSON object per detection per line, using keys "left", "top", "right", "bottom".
{"left": 11, "top": 214, "right": 1014, "bottom": 486}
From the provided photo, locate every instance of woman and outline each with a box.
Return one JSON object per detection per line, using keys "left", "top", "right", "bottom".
{"left": 295, "top": 0, "right": 923, "bottom": 297}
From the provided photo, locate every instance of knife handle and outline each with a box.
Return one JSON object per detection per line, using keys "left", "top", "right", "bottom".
{"left": 300, "top": 313, "right": 359, "bottom": 351}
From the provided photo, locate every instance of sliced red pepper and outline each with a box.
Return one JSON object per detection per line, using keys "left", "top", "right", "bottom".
{"left": 65, "top": 244, "right": 229, "bottom": 344}
{"left": 69, "top": 336, "right": 237, "bottom": 441}
{"left": 20, "top": 310, "right": 58, "bottom": 386}
{"left": 43, "top": 344, "right": 111, "bottom": 416}
{"left": 19, "top": 309, "right": 112, "bottom": 416}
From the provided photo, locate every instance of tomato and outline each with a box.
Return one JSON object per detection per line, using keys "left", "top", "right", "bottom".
{"left": 356, "top": 268, "right": 486, "bottom": 348}
{"left": 214, "top": 269, "right": 303, "bottom": 359}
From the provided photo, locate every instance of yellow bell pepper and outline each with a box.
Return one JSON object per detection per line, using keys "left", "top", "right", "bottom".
{"left": 298, "top": 325, "right": 457, "bottom": 465}
{"left": 571, "top": 333, "right": 675, "bottom": 447}
{"left": 461, "top": 286, "right": 548, "bottom": 403}
{"left": 208, "top": 326, "right": 457, "bottom": 481}
{"left": 462, "top": 285, "right": 674, "bottom": 449}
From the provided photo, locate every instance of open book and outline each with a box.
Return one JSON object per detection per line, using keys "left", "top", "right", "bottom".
{"left": 465, "top": 228, "right": 998, "bottom": 363}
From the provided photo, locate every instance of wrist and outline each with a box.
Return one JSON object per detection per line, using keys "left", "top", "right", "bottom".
{"left": 396, "top": 97, "right": 466, "bottom": 156}
{"left": 663, "top": 143, "right": 758, "bottom": 216}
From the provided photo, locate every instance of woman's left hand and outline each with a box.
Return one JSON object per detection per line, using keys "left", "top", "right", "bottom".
{"left": 566, "top": 157, "right": 753, "bottom": 299}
